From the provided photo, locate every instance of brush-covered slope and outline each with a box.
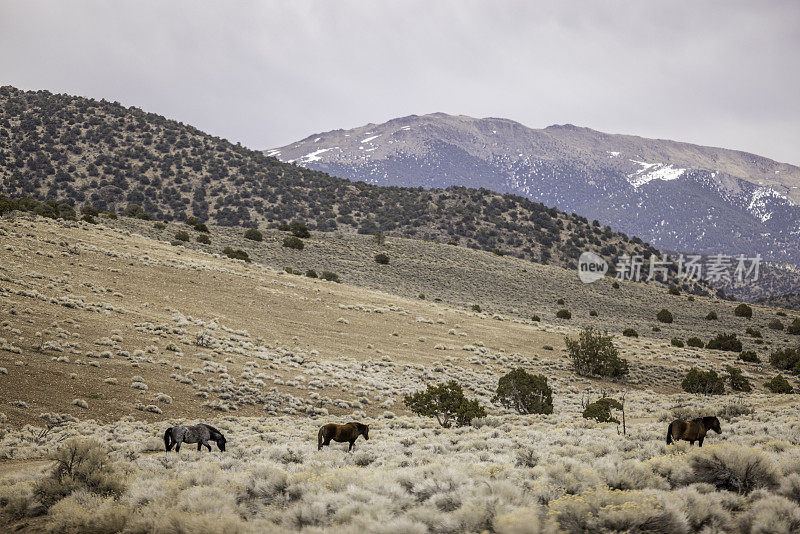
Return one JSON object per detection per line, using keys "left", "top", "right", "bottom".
{"left": 0, "top": 86, "right": 699, "bottom": 288}
{"left": 270, "top": 113, "right": 800, "bottom": 266}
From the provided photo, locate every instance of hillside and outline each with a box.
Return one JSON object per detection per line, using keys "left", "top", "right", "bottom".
{"left": 0, "top": 86, "right": 707, "bottom": 294}
{"left": 2, "top": 213, "right": 800, "bottom": 532}
{"left": 270, "top": 113, "right": 800, "bottom": 269}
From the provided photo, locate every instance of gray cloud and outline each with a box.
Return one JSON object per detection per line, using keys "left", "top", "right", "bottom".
{"left": 1, "top": 0, "right": 799, "bottom": 163}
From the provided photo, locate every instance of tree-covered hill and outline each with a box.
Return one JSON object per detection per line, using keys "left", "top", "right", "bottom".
{"left": 0, "top": 86, "right": 704, "bottom": 291}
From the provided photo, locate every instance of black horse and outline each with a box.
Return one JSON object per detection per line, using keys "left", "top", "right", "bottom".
{"left": 318, "top": 422, "right": 369, "bottom": 451}
{"left": 164, "top": 424, "right": 226, "bottom": 453}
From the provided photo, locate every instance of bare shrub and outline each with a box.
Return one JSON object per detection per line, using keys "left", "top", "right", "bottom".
{"left": 687, "top": 445, "right": 779, "bottom": 494}
{"left": 737, "top": 494, "right": 800, "bottom": 533}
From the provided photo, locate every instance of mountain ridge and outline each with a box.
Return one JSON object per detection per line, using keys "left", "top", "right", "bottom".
{"left": 269, "top": 112, "right": 800, "bottom": 267}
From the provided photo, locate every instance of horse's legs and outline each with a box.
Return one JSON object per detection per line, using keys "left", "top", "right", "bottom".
{"left": 348, "top": 440, "right": 355, "bottom": 452}
{"left": 197, "top": 442, "right": 203, "bottom": 451}
{"left": 689, "top": 440, "right": 695, "bottom": 446}
{"left": 698, "top": 437, "right": 704, "bottom": 447}
{"left": 204, "top": 441, "right": 212, "bottom": 452}
{"left": 175, "top": 441, "right": 182, "bottom": 453}
{"left": 322, "top": 437, "right": 331, "bottom": 448}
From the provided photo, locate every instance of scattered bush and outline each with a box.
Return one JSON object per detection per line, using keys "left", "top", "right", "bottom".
{"left": 531, "top": 315, "right": 541, "bottom": 322}
{"left": 734, "top": 303, "right": 753, "bottom": 318}
{"left": 768, "top": 318, "right": 785, "bottom": 331}
{"left": 174, "top": 230, "right": 190, "bottom": 242}
{"left": 404, "top": 381, "right": 486, "bottom": 427}
{"left": 612, "top": 281, "right": 620, "bottom": 289}
{"left": 374, "top": 253, "right": 390, "bottom": 265}
{"left": 492, "top": 368, "right": 553, "bottom": 415}
{"left": 305, "top": 269, "right": 317, "bottom": 278}
{"left": 769, "top": 347, "right": 800, "bottom": 374}
{"left": 738, "top": 350, "right": 760, "bottom": 363}
{"left": 668, "top": 287, "right": 681, "bottom": 295}
{"left": 290, "top": 221, "right": 311, "bottom": 238}
{"left": 671, "top": 339, "right": 684, "bottom": 348}
{"left": 706, "top": 333, "right": 742, "bottom": 352}
{"left": 556, "top": 309, "right": 572, "bottom": 320}
{"left": 196, "top": 233, "right": 211, "bottom": 244}
{"left": 788, "top": 318, "right": 800, "bottom": 335}
{"left": 35, "top": 438, "right": 124, "bottom": 508}
{"left": 282, "top": 236, "right": 304, "bottom": 250}
{"left": 764, "top": 374, "right": 794, "bottom": 394}
{"left": 746, "top": 327, "right": 763, "bottom": 338}
{"left": 688, "top": 444, "right": 779, "bottom": 494}
{"left": 471, "top": 304, "right": 482, "bottom": 313}
{"left": 565, "top": 327, "right": 628, "bottom": 378}
{"left": 222, "top": 247, "right": 250, "bottom": 262}
{"left": 726, "top": 366, "right": 752, "bottom": 392}
{"left": 656, "top": 309, "right": 674, "bottom": 323}
{"left": 589, "top": 310, "right": 598, "bottom": 317}
{"left": 320, "top": 271, "right": 340, "bottom": 283}
{"left": 244, "top": 228, "right": 263, "bottom": 241}
{"left": 153, "top": 222, "right": 166, "bottom": 230}
{"left": 582, "top": 397, "right": 622, "bottom": 424}
{"left": 706, "top": 311, "right": 718, "bottom": 320}
{"left": 681, "top": 368, "right": 725, "bottom": 395}
{"left": 557, "top": 298, "right": 566, "bottom": 305}
{"left": 687, "top": 337, "right": 704, "bottom": 348}
{"left": 622, "top": 328, "right": 638, "bottom": 338}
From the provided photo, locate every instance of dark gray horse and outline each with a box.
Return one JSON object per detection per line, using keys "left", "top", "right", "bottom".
{"left": 164, "top": 424, "right": 226, "bottom": 453}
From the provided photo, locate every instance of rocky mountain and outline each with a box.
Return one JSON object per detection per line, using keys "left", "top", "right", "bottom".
{"left": 269, "top": 113, "right": 800, "bottom": 267}
{"left": 0, "top": 86, "right": 708, "bottom": 293}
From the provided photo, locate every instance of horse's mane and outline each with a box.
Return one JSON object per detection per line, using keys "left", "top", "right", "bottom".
{"left": 201, "top": 424, "right": 224, "bottom": 438}
{"left": 699, "top": 416, "right": 718, "bottom": 425}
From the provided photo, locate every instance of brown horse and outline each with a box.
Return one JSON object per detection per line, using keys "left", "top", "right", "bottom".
{"left": 318, "top": 422, "right": 369, "bottom": 451}
{"left": 666, "top": 416, "right": 721, "bottom": 447}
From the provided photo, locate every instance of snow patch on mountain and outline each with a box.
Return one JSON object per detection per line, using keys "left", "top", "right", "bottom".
{"left": 627, "top": 160, "right": 685, "bottom": 188}
{"left": 748, "top": 187, "right": 789, "bottom": 222}
{"left": 292, "top": 147, "right": 333, "bottom": 164}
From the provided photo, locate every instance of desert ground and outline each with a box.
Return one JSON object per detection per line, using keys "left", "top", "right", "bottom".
{"left": 2, "top": 213, "right": 800, "bottom": 532}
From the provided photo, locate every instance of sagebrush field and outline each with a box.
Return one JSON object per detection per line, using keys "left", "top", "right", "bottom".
{"left": 2, "top": 213, "right": 800, "bottom": 533}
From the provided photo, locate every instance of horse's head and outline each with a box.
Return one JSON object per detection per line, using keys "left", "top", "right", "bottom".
{"left": 217, "top": 435, "right": 227, "bottom": 452}
{"left": 706, "top": 416, "right": 722, "bottom": 434}
{"left": 359, "top": 423, "right": 369, "bottom": 440}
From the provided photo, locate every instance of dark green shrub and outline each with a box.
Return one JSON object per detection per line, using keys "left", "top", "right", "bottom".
{"left": 769, "top": 347, "right": 800, "bottom": 374}
{"left": 777, "top": 311, "right": 787, "bottom": 317}
{"left": 222, "top": 247, "right": 250, "bottom": 262}
{"left": 589, "top": 310, "right": 598, "bottom": 317}
{"left": 582, "top": 397, "right": 623, "bottom": 424}
{"left": 81, "top": 214, "right": 97, "bottom": 224}
{"left": 492, "top": 369, "right": 553, "bottom": 415}
{"left": 196, "top": 233, "right": 211, "bottom": 244}
{"left": 688, "top": 296, "right": 695, "bottom": 302}
{"left": 612, "top": 281, "right": 620, "bottom": 289}
{"left": 492, "top": 249, "right": 504, "bottom": 256}
{"left": 418, "top": 294, "right": 425, "bottom": 300}
{"left": 320, "top": 271, "right": 340, "bottom": 283}
{"left": 305, "top": 269, "right": 318, "bottom": 278}
{"left": 282, "top": 236, "right": 304, "bottom": 250}
{"left": 734, "top": 304, "right": 753, "bottom": 318}
{"left": 290, "top": 221, "right": 310, "bottom": 238}
{"left": 764, "top": 374, "right": 794, "bottom": 394}
{"left": 652, "top": 326, "right": 661, "bottom": 332}
{"left": 622, "top": 328, "right": 638, "bottom": 338}
{"left": 153, "top": 221, "right": 166, "bottom": 230}
{"left": 738, "top": 351, "right": 760, "bottom": 363}
{"left": 185, "top": 216, "right": 199, "bottom": 227}
{"left": 374, "top": 253, "right": 390, "bottom": 265}
{"left": 557, "top": 298, "right": 566, "bottom": 305}
{"left": 174, "top": 230, "right": 190, "bottom": 242}
{"left": 706, "top": 311, "right": 718, "bottom": 320}
{"left": 194, "top": 223, "right": 209, "bottom": 233}
{"left": 768, "top": 318, "right": 784, "bottom": 331}
{"left": 726, "top": 366, "right": 752, "bottom": 392}
{"left": 706, "top": 333, "right": 742, "bottom": 352}
{"left": 565, "top": 327, "right": 628, "bottom": 378}
{"left": 531, "top": 315, "right": 541, "bottom": 322}
{"left": 671, "top": 339, "right": 685, "bottom": 348}
{"left": 404, "top": 381, "right": 486, "bottom": 427}
{"left": 668, "top": 287, "right": 680, "bottom": 296}
{"left": 788, "top": 318, "right": 800, "bottom": 335}
{"left": 244, "top": 228, "right": 263, "bottom": 241}
{"left": 556, "top": 309, "right": 572, "bottom": 319}
{"left": 657, "top": 309, "right": 674, "bottom": 323}
{"left": 746, "top": 327, "right": 763, "bottom": 338}
{"left": 681, "top": 368, "right": 725, "bottom": 395}
{"left": 472, "top": 304, "right": 482, "bottom": 313}
{"left": 687, "top": 337, "right": 704, "bottom": 348}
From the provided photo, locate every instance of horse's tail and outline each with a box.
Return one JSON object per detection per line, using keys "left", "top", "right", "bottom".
{"left": 164, "top": 427, "right": 174, "bottom": 451}
{"left": 666, "top": 422, "right": 673, "bottom": 445}
{"left": 317, "top": 426, "right": 324, "bottom": 450}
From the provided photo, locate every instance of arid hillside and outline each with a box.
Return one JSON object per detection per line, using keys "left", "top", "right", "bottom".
{"left": 1, "top": 212, "right": 798, "bottom": 430}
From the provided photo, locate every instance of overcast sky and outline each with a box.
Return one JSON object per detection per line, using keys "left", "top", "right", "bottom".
{"left": 2, "top": 1, "right": 799, "bottom": 163}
